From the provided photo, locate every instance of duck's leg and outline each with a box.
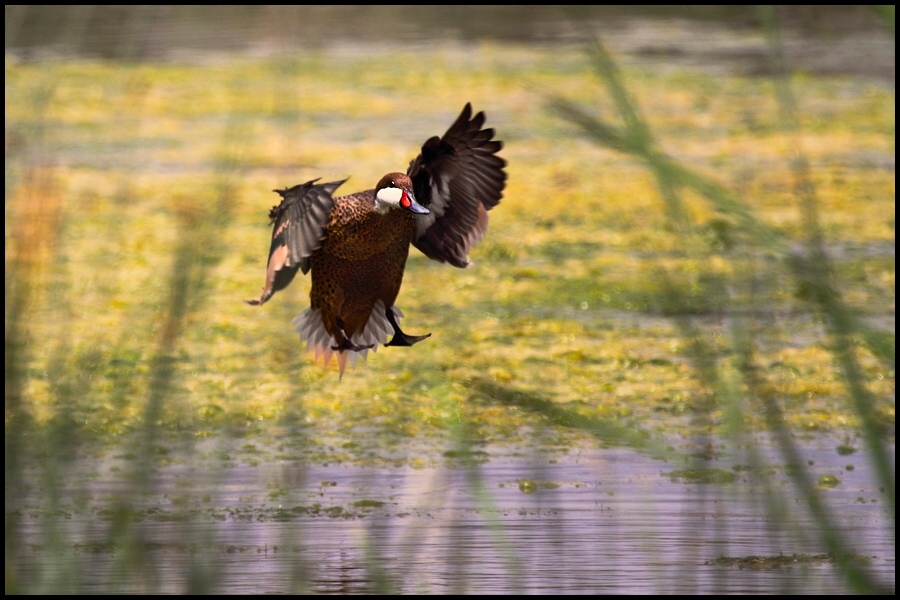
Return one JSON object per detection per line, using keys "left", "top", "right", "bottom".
{"left": 385, "top": 306, "right": 432, "bottom": 347}
{"left": 330, "top": 316, "right": 375, "bottom": 352}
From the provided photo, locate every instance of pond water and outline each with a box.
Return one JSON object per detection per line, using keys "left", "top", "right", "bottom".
{"left": 4, "top": 8, "right": 894, "bottom": 593}
{"left": 9, "top": 436, "right": 893, "bottom": 594}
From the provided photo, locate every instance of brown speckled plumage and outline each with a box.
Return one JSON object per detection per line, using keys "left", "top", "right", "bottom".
{"left": 308, "top": 184, "right": 416, "bottom": 347}
{"left": 248, "top": 104, "right": 506, "bottom": 378}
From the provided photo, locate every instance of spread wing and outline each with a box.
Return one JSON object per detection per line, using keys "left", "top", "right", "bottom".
{"left": 407, "top": 103, "right": 507, "bottom": 268}
{"left": 246, "top": 178, "right": 346, "bottom": 306}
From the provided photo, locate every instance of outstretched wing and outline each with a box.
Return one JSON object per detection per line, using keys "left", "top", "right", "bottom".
{"left": 407, "top": 103, "right": 507, "bottom": 268}
{"left": 246, "top": 178, "right": 346, "bottom": 306}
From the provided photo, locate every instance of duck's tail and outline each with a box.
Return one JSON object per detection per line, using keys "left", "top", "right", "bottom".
{"left": 293, "top": 301, "right": 399, "bottom": 380}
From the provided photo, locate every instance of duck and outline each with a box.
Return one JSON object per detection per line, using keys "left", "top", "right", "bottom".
{"left": 247, "top": 103, "right": 506, "bottom": 377}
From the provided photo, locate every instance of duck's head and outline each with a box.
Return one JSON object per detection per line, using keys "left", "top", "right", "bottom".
{"left": 374, "top": 173, "right": 429, "bottom": 215}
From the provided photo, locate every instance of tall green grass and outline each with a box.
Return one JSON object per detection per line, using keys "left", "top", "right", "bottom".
{"left": 549, "top": 8, "right": 893, "bottom": 593}
{"left": 5, "top": 6, "right": 894, "bottom": 593}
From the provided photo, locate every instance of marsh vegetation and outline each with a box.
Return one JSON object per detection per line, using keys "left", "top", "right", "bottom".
{"left": 5, "top": 6, "right": 894, "bottom": 594}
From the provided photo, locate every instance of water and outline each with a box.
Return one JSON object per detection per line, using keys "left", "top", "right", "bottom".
{"left": 5, "top": 6, "right": 894, "bottom": 593}
{"left": 9, "top": 437, "right": 893, "bottom": 594}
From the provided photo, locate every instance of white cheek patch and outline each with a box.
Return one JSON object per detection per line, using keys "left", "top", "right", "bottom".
{"left": 375, "top": 187, "right": 403, "bottom": 211}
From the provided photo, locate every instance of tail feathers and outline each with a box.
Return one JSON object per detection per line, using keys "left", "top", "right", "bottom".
{"left": 293, "top": 301, "right": 399, "bottom": 379}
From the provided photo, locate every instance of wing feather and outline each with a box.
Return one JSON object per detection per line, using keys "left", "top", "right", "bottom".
{"left": 407, "top": 103, "right": 506, "bottom": 267}
{"left": 246, "top": 178, "right": 346, "bottom": 305}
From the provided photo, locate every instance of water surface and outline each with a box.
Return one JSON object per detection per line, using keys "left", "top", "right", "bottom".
{"left": 10, "top": 436, "right": 893, "bottom": 594}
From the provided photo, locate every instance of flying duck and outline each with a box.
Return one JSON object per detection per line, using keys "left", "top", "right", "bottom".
{"left": 247, "top": 103, "right": 506, "bottom": 377}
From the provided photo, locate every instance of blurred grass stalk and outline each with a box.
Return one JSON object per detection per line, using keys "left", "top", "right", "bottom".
{"left": 4, "top": 78, "right": 243, "bottom": 593}
{"left": 550, "top": 8, "right": 893, "bottom": 594}
{"left": 5, "top": 57, "right": 70, "bottom": 591}
{"left": 5, "top": 7, "right": 893, "bottom": 593}
{"left": 5, "top": 166, "right": 67, "bottom": 594}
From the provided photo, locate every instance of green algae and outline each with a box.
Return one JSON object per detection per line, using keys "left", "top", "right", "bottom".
{"left": 4, "top": 44, "right": 894, "bottom": 470}
{"left": 706, "top": 552, "right": 873, "bottom": 570}
{"left": 817, "top": 474, "right": 842, "bottom": 488}
{"left": 667, "top": 468, "right": 737, "bottom": 484}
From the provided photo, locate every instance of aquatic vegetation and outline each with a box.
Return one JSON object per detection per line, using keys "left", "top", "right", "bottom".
{"left": 706, "top": 552, "right": 873, "bottom": 570}
{"left": 5, "top": 9, "right": 894, "bottom": 594}
{"left": 667, "top": 468, "right": 737, "bottom": 484}
{"left": 5, "top": 45, "right": 893, "bottom": 461}
{"left": 817, "top": 474, "right": 842, "bottom": 488}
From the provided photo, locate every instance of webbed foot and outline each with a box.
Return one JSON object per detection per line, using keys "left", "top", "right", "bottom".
{"left": 331, "top": 339, "right": 376, "bottom": 352}
{"left": 330, "top": 316, "right": 376, "bottom": 352}
{"left": 385, "top": 307, "right": 432, "bottom": 347}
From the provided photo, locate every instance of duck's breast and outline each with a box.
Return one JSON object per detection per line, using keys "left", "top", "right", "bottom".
{"left": 310, "top": 195, "right": 417, "bottom": 336}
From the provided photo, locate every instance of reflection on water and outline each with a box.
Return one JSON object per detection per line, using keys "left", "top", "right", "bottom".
{"left": 10, "top": 437, "right": 893, "bottom": 594}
